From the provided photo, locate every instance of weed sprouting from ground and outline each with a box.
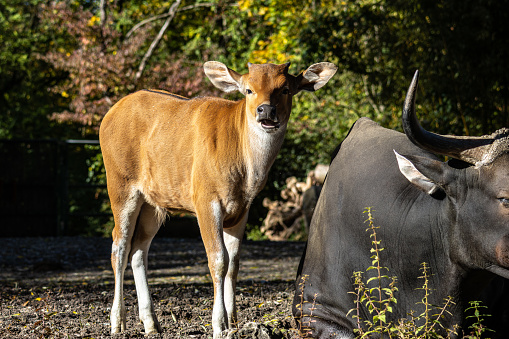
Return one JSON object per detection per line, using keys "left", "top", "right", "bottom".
{"left": 291, "top": 207, "right": 492, "bottom": 338}
{"left": 347, "top": 207, "right": 400, "bottom": 337}
{"left": 464, "top": 301, "right": 494, "bottom": 338}
{"left": 294, "top": 274, "right": 319, "bottom": 338}
{"left": 346, "top": 207, "right": 489, "bottom": 338}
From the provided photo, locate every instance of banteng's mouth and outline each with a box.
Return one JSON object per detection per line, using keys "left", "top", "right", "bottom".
{"left": 259, "top": 119, "right": 280, "bottom": 131}
{"left": 255, "top": 104, "right": 280, "bottom": 132}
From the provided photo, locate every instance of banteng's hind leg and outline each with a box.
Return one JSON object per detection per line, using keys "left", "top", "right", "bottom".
{"left": 110, "top": 188, "right": 143, "bottom": 333}
{"left": 129, "top": 203, "right": 163, "bottom": 334}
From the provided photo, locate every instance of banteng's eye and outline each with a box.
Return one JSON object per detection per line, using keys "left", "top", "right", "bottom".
{"left": 498, "top": 198, "right": 509, "bottom": 207}
{"left": 282, "top": 88, "right": 289, "bottom": 95}
{"left": 246, "top": 89, "right": 253, "bottom": 95}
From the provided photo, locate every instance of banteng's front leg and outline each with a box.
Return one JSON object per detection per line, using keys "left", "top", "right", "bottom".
{"left": 223, "top": 212, "right": 248, "bottom": 327}
{"left": 196, "top": 200, "right": 229, "bottom": 338}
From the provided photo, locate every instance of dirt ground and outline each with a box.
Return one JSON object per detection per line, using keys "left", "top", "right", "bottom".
{"left": 0, "top": 236, "right": 306, "bottom": 338}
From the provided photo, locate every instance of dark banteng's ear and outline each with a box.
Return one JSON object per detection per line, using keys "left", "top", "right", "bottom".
{"left": 296, "top": 62, "right": 337, "bottom": 93}
{"left": 203, "top": 61, "right": 243, "bottom": 93}
{"left": 394, "top": 150, "right": 451, "bottom": 196}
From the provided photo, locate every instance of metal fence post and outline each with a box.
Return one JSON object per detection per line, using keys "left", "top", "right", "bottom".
{"left": 56, "top": 140, "right": 69, "bottom": 236}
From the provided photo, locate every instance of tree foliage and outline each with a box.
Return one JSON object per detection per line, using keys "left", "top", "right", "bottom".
{"left": 299, "top": 0, "right": 509, "bottom": 135}
{"left": 39, "top": 1, "right": 218, "bottom": 134}
{"left": 2, "top": 0, "right": 509, "bottom": 232}
{"left": 0, "top": 0, "right": 70, "bottom": 138}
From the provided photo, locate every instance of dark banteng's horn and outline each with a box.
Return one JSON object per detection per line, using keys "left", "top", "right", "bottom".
{"left": 402, "top": 70, "right": 508, "bottom": 166}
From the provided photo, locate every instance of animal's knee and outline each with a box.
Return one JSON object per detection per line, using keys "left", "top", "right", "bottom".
{"left": 209, "top": 250, "right": 229, "bottom": 279}
{"left": 130, "top": 248, "right": 146, "bottom": 271}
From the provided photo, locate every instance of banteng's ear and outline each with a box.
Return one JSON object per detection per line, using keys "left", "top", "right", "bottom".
{"left": 204, "top": 61, "right": 243, "bottom": 93}
{"left": 297, "top": 62, "right": 337, "bottom": 93}
{"left": 394, "top": 150, "right": 448, "bottom": 196}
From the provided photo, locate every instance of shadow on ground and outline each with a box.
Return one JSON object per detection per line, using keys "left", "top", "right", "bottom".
{"left": 0, "top": 237, "right": 305, "bottom": 338}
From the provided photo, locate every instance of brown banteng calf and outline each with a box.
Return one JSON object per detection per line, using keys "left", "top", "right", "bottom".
{"left": 99, "top": 61, "right": 337, "bottom": 338}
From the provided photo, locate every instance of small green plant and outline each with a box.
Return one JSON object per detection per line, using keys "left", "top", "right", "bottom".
{"left": 464, "top": 301, "right": 494, "bottom": 338}
{"left": 348, "top": 207, "right": 399, "bottom": 337}
{"left": 389, "top": 263, "right": 458, "bottom": 338}
{"left": 295, "top": 274, "right": 319, "bottom": 338}
{"left": 348, "top": 207, "right": 459, "bottom": 338}
{"left": 294, "top": 207, "right": 492, "bottom": 338}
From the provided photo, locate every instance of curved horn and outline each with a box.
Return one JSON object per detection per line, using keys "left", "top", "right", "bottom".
{"left": 402, "top": 70, "right": 494, "bottom": 165}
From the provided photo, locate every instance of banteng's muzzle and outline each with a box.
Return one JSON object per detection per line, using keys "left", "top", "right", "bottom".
{"left": 256, "top": 104, "right": 280, "bottom": 131}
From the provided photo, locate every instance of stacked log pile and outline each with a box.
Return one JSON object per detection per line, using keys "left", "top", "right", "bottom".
{"left": 260, "top": 164, "right": 328, "bottom": 241}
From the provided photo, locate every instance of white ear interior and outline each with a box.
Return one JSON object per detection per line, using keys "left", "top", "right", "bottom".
{"left": 203, "top": 61, "right": 241, "bottom": 93}
{"left": 394, "top": 150, "right": 439, "bottom": 195}
{"left": 299, "top": 62, "right": 337, "bottom": 92}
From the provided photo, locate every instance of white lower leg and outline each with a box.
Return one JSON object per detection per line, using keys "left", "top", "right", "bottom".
{"left": 110, "top": 189, "right": 142, "bottom": 333}
{"left": 210, "top": 249, "right": 229, "bottom": 339}
{"left": 111, "top": 241, "right": 128, "bottom": 333}
{"left": 224, "top": 273, "right": 237, "bottom": 327}
{"left": 131, "top": 248, "right": 161, "bottom": 334}
{"left": 110, "top": 284, "right": 126, "bottom": 333}
{"left": 212, "top": 278, "right": 227, "bottom": 338}
{"left": 223, "top": 215, "right": 247, "bottom": 329}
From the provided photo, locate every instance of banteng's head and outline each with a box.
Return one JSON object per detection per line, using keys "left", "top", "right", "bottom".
{"left": 203, "top": 61, "right": 337, "bottom": 133}
{"left": 396, "top": 71, "right": 509, "bottom": 279}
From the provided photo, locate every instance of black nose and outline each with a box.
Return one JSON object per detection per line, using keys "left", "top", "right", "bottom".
{"left": 256, "top": 104, "right": 277, "bottom": 120}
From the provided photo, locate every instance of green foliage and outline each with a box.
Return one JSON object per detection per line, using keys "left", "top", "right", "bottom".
{"left": 85, "top": 147, "right": 114, "bottom": 237}
{"left": 3, "top": 0, "right": 509, "bottom": 235}
{"left": 464, "top": 301, "right": 494, "bottom": 338}
{"left": 63, "top": 143, "right": 113, "bottom": 236}
{"left": 292, "top": 213, "right": 494, "bottom": 338}
{"left": 348, "top": 207, "right": 401, "bottom": 337}
{"left": 246, "top": 223, "right": 269, "bottom": 241}
{"left": 0, "top": 0, "right": 73, "bottom": 139}
{"left": 295, "top": 274, "right": 320, "bottom": 337}
{"left": 298, "top": 0, "right": 509, "bottom": 136}
{"left": 348, "top": 207, "right": 464, "bottom": 338}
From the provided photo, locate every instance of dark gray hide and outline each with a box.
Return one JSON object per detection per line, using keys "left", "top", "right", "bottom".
{"left": 293, "top": 77, "right": 509, "bottom": 338}
{"left": 302, "top": 185, "right": 322, "bottom": 234}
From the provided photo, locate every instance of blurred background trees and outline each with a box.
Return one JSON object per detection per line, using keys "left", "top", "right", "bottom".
{"left": 1, "top": 0, "right": 508, "bottom": 236}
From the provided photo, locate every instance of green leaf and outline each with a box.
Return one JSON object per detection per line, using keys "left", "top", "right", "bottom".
{"left": 373, "top": 313, "right": 386, "bottom": 323}
{"left": 366, "top": 277, "right": 379, "bottom": 284}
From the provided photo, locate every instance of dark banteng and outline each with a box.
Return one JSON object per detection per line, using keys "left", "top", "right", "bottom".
{"left": 293, "top": 71, "right": 509, "bottom": 338}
